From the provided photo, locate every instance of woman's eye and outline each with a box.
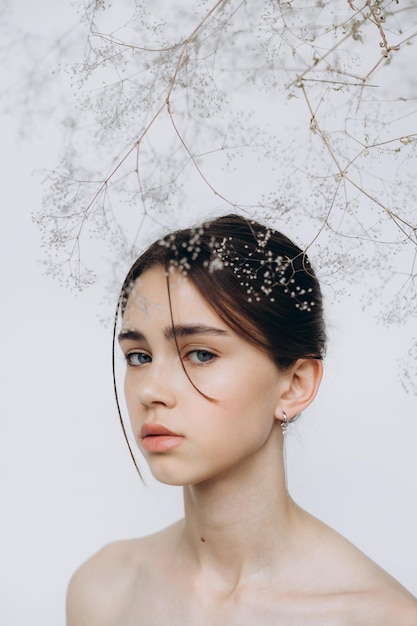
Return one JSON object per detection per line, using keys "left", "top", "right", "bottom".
{"left": 125, "top": 352, "right": 152, "bottom": 366}
{"left": 187, "top": 350, "right": 216, "bottom": 365}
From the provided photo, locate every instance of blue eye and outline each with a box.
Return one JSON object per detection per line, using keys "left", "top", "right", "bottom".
{"left": 188, "top": 350, "right": 215, "bottom": 365}
{"left": 126, "top": 352, "right": 152, "bottom": 366}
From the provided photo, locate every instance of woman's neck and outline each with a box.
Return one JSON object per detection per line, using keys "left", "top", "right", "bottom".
{"left": 178, "top": 432, "right": 299, "bottom": 587}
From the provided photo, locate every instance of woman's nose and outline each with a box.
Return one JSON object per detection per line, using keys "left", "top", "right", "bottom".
{"left": 136, "top": 362, "right": 177, "bottom": 409}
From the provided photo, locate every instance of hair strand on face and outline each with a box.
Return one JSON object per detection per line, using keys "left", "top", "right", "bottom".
{"left": 112, "top": 299, "right": 143, "bottom": 479}
{"left": 164, "top": 262, "right": 216, "bottom": 401}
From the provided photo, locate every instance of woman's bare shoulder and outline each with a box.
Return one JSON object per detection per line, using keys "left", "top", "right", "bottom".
{"left": 341, "top": 584, "right": 417, "bottom": 626}
{"left": 66, "top": 539, "right": 143, "bottom": 626}
{"left": 66, "top": 522, "right": 182, "bottom": 626}
{"left": 353, "top": 564, "right": 417, "bottom": 625}
{"left": 302, "top": 512, "right": 417, "bottom": 624}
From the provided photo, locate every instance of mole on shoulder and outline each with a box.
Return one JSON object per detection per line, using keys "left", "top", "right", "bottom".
{"left": 200, "top": 537, "right": 206, "bottom": 543}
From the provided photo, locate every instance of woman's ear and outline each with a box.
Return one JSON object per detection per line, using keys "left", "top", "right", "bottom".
{"left": 274, "top": 359, "right": 323, "bottom": 420}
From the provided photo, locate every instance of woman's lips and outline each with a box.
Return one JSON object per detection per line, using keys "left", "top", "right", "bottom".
{"left": 140, "top": 423, "right": 185, "bottom": 453}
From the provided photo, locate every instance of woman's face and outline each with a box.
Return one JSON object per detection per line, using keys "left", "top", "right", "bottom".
{"left": 119, "top": 265, "right": 289, "bottom": 486}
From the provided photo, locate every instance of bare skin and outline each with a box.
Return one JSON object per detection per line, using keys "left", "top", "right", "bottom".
{"left": 67, "top": 517, "right": 417, "bottom": 625}
{"left": 67, "top": 267, "right": 417, "bottom": 625}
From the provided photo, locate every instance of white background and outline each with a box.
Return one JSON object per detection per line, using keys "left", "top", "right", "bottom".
{"left": 1, "top": 2, "right": 416, "bottom": 625}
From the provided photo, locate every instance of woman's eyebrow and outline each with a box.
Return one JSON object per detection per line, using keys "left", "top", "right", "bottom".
{"left": 118, "top": 329, "right": 146, "bottom": 344}
{"left": 118, "top": 324, "right": 229, "bottom": 344}
{"left": 164, "top": 324, "right": 229, "bottom": 340}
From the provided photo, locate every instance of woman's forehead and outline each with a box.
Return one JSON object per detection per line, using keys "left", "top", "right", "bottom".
{"left": 123, "top": 266, "right": 223, "bottom": 327}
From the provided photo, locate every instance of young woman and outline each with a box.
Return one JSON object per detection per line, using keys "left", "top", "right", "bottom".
{"left": 67, "top": 214, "right": 417, "bottom": 625}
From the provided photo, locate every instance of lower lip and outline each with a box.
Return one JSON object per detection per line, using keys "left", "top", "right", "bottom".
{"left": 142, "top": 435, "right": 185, "bottom": 453}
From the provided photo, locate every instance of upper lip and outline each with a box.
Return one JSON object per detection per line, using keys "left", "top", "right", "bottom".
{"left": 140, "top": 423, "right": 183, "bottom": 438}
